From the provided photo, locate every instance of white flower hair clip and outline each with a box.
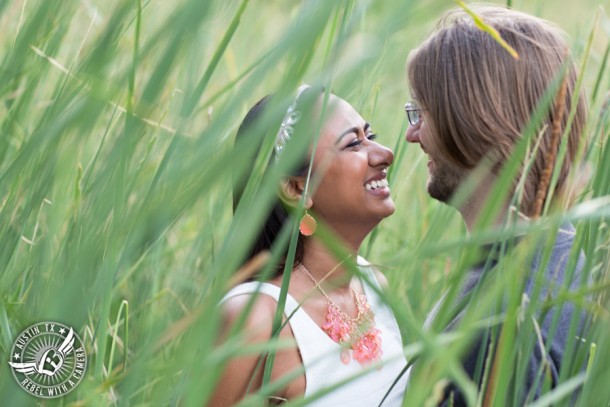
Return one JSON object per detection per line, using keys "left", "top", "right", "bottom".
{"left": 274, "top": 84, "right": 311, "bottom": 158}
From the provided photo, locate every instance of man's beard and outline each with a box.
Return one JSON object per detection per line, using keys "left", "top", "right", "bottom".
{"left": 426, "top": 157, "right": 467, "bottom": 204}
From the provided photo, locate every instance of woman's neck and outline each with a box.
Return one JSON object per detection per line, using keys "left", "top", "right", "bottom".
{"left": 299, "top": 237, "right": 359, "bottom": 290}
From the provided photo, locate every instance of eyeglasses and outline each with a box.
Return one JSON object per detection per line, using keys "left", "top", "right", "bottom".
{"left": 405, "top": 101, "right": 426, "bottom": 126}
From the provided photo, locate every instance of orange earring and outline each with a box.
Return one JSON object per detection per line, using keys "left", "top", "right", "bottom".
{"left": 299, "top": 211, "right": 317, "bottom": 236}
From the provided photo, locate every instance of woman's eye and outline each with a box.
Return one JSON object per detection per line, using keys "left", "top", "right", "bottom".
{"left": 345, "top": 133, "right": 378, "bottom": 149}
{"left": 346, "top": 139, "right": 362, "bottom": 148}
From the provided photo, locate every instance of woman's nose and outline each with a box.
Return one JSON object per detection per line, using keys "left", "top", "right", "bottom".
{"left": 370, "top": 142, "right": 394, "bottom": 167}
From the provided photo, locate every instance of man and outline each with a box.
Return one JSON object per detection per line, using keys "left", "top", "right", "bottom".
{"left": 404, "top": 5, "right": 590, "bottom": 406}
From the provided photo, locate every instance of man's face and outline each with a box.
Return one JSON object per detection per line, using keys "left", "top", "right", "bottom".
{"left": 405, "top": 114, "right": 466, "bottom": 203}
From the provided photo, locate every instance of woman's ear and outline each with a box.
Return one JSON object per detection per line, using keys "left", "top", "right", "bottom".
{"left": 279, "top": 177, "right": 313, "bottom": 209}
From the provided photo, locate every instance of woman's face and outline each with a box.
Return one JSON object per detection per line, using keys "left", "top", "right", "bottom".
{"left": 308, "top": 94, "right": 395, "bottom": 232}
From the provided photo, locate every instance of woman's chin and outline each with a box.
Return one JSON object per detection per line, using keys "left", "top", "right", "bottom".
{"left": 379, "top": 200, "right": 396, "bottom": 218}
{"left": 368, "top": 208, "right": 395, "bottom": 224}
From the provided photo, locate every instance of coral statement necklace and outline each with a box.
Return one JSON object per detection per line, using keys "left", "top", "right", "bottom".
{"left": 300, "top": 265, "right": 382, "bottom": 365}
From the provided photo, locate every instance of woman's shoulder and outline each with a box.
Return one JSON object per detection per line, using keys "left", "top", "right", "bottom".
{"left": 220, "top": 286, "right": 279, "bottom": 338}
{"left": 357, "top": 256, "right": 388, "bottom": 287}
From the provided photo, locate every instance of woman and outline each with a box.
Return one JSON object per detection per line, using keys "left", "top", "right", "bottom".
{"left": 210, "top": 86, "right": 408, "bottom": 405}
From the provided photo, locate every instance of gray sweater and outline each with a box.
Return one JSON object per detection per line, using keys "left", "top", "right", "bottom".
{"left": 434, "top": 224, "right": 589, "bottom": 406}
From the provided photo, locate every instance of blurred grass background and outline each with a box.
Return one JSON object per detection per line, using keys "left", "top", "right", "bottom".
{"left": 0, "top": 0, "right": 608, "bottom": 405}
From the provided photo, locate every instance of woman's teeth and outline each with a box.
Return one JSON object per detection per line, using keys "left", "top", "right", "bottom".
{"left": 365, "top": 178, "right": 389, "bottom": 191}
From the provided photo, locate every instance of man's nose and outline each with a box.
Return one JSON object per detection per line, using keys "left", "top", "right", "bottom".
{"left": 405, "top": 124, "right": 420, "bottom": 143}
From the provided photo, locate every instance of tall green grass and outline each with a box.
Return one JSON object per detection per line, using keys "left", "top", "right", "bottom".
{"left": 0, "top": 0, "right": 608, "bottom": 405}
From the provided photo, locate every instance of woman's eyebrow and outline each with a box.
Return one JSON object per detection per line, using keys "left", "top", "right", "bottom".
{"left": 335, "top": 122, "right": 370, "bottom": 144}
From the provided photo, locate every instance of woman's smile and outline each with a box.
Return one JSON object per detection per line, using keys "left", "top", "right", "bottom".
{"left": 364, "top": 173, "right": 390, "bottom": 197}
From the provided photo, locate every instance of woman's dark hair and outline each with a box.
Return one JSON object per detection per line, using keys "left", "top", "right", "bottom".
{"left": 233, "top": 89, "right": 319, "bottom": 278}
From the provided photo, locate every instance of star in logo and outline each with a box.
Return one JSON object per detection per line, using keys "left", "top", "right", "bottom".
{"left": 13, "top": 353, "right": 19, "bottom": 360}
{"left": 59, "top": 328, "right": 66, "bottom": 335}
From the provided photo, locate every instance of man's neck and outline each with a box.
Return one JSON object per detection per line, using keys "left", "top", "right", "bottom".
{"left": 456, "top": 174, "right": 511, "bottom": 234}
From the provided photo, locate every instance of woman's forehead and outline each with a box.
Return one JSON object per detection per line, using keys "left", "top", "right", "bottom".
{"left": 323, "top": 95, "right": 363, "bottom": 127}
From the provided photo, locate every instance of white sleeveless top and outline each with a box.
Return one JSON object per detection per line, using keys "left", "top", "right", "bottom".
{"left": 222, "top": 264, "right": 409, "bottom": 406}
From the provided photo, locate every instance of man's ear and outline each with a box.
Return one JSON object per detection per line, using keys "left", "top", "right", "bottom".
{"left": 279, "top": 177, "right": 313, "bottom": 209}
